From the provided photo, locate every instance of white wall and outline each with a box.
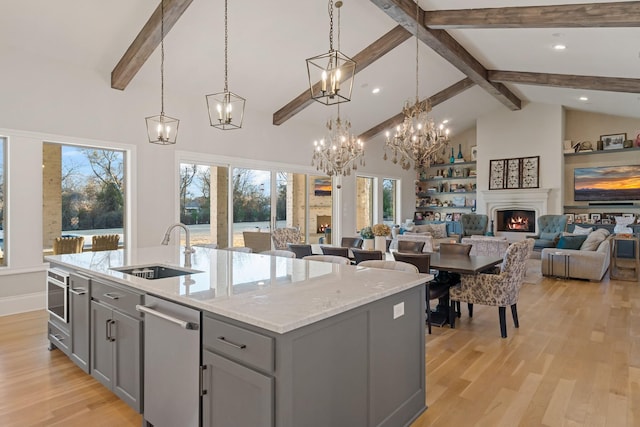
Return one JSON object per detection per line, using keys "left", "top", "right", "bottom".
{"left": 476, "top": 103, "right": 564, "bottom": 216}
{"left": 0, "top": 49, "right": 414, "bottom": 312}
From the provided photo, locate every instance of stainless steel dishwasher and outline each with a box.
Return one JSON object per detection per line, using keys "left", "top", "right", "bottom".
{"left": 137, "top": 295, "right": 200, "bottom": 427}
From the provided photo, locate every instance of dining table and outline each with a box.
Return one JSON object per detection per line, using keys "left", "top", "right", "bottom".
{"left": 426, "top": 253, "right": 504, "bottom": 326}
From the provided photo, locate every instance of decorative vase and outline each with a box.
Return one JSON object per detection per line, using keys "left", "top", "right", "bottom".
{"left": 362, "top": 238, "right": 375, "bottom": 251}
{"left": 374, "top": 236, "right": 387, "bottom": 252}
{"left": 457, "top": 144, "right": 463, "bottom": 159}
{"left": 449, "top": 148, "right": 455, "bottom": 163}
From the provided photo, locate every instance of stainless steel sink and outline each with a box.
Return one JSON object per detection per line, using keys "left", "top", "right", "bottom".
{"left": 112, "top": 264, "right": 202, "bottom": 280}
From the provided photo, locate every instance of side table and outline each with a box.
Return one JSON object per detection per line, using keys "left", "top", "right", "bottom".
{"left": 549, "top": 251, "right": 571, "bottom": 279}
{"left": 610, "top": 235, "right": 640, "bottom": 281}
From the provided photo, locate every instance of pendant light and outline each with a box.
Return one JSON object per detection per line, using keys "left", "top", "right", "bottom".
{"left": 146, "top": 0, "right": 180, "bottom": 145}
{"left": 206, "top": 0, "right": 245, "bottom": 130}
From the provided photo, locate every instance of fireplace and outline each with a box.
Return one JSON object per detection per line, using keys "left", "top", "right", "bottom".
{"left": 317, "top": 215, "right": 331, "bottom": 233}
{"left": 497, "top": 210, "right": 535, "bottom": 233}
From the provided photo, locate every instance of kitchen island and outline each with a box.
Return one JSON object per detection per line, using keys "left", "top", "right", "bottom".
{"left": 46, "top": 246, "right": 430, "bottom": 427}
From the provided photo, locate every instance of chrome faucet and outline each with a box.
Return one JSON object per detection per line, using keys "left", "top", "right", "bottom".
{"left": 161, "top": 223, "right": 194, "bottom": 268}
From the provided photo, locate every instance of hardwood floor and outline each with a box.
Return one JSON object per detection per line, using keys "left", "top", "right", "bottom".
{"left": 1, "top": 262, "right": 639, "bottom": 426}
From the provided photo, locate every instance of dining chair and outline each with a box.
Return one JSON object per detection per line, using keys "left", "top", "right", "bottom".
{"left": 287, "top": 243, "right": 313, "bottom": 258}
{"left": 320, "top": 246, "right": 350, "bottom": 257}
{"left": 351, "top": 248, "right": 383, "bottom": 265}
{"left": 222, "top": 246, "right": 253, "bottom": 253}
{"left": 260, "top": 249, "right": 296, "bottom": 258}
{"left": 397, "top": 240, "right": 425, "bottom": 254}
{"left": 304, "top": 255, "right": 351, "bottom": 265}
{"left": 448, "top": 239, "right": 532, "bottom": 338}
{"left": 91, "top": 234, "right": 119, "bottom": 251}
{"left": 358, "top": 260, "right": 418, "bottom": 273}
{"left": 271, "top": 227, "right": 301, "bottom": 250}
{"left": 53, "top": 236, "right": 85, "bottom": 255}
{"left": 438, "top": 242, "right": 472, "bottom": 317}
{"left": 340, "top": 237, "right": 363, "bottom": 249}
{"left": 392, "top": 252, "right": 442, "bottom": 334}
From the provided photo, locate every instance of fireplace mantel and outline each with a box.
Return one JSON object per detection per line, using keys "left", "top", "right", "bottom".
{"left": 480, "top": 188, "right": 551, "bottom": 236}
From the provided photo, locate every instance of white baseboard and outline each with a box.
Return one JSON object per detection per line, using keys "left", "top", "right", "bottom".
{"left": 0, "top": 291, "right": 45, "bottom": 316}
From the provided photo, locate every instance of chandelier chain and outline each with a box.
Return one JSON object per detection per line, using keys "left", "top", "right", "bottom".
{"left": 224, "top": 0, "right": 228, "bottom": 92}
{"left": 414, "top": 0, "right": 419, "bottom": 104}
{"left": 160, "top": 0, "right": 165, "bottom": 115}
{"left": 328, "top": 0, "right": 334, "bottom": 52}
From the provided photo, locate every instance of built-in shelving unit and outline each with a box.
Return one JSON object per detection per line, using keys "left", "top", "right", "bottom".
{"left": 564, "top": 146, "right": 640, "bottom": 157}
{"left": 415, "top": 161, "right": 477, "bottom": 220}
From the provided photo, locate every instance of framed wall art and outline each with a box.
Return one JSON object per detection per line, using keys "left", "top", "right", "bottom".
{"left": 488, "top": 156, "right": 539, "bottom": 190}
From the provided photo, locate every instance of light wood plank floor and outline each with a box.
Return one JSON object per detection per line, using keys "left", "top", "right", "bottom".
{"left": 1, "top": 262, "right": 639, "bottom": 426}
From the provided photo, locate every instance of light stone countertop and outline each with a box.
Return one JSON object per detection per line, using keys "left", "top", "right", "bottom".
{"left": 45, "top": 246, "right": 431, "bottom": 334}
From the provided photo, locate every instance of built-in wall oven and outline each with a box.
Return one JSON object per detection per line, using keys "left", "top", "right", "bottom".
{"left": 47, "top": 268, "right": 70, "bottom": 322}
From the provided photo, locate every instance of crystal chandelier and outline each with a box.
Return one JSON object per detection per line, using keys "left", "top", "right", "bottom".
{"left": 312, "top": 106, "right": 365, "bottom": 177}
{"left": 383, "top": 0, "right": 449, "bottom": 170}
{"left": 306, "top": 0, "right": 356, "bottom": 106}
{"left": 146, "top": 0, "right": 179, "bottom": 145}
{"left": 206, "top": 0, "right": 245, "bottom": 130}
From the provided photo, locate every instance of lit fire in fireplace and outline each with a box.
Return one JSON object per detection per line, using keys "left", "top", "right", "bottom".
{"left": 507, "top": 216, "right": 529, "bottom": 231}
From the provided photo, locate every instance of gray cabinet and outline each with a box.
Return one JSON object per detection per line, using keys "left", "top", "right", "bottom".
{"left": 69, "top": 272, "right": 90, "bottom": 373}
{"left": 90, "top": 278, "right": 143, "bottom": 413}
{"left": 202, "top": 350, "right": 274, "bottom": 427}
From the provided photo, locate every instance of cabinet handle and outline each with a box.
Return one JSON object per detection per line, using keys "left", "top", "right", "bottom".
{"left": 199, "top": 365, "right": 208, "bottom": 396}
{"left": 51, "top": 334, "right": 64, "bottom": 342}
{"left": 109, "top": 320, "right": 116, "bottom": 342}
{"left": 69, "top": 287, "right": 87, "bottom": 296}
{"left": 105, "top": 319, "right": 111, "bottom": 341}
{"left": 135, "top": 305, "right": 199, "bottom": 330}
{"left": 103, "top": 292, "right": 121, "bottom": 300}
{"left": 217, "top": 336, "right": 247, "bottom": 350}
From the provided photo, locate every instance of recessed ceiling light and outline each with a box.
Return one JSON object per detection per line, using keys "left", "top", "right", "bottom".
{"left": 372, "top": 87, "right": 381, "bottom": 94}
{"left": 553, "top": 44, "right": 566, "bottom": 50}
{"left": 442, "top": 119, "right": 449, "bottom": 124}
{"left": 579, "top": 96, "right": 588, "bottom": 101}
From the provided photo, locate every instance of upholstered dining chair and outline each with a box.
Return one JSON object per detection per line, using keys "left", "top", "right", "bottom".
{"left": 397, "top": 240, "right": 425, "bottom": 254}
{"left": 53, "top": 236, "right": 85, "bottom": 255}
{"left": 359, "top": 260, "right": 419, "bottom": 273}
{"left": 260, "top": 249, "right": 296, "bottom": 258}
{"left": 392, "top": 252, "right": 442, "bottom": 334}
{"left": 304, "top": 255, "right": 351, "bottom": 265}
{"left": 460, "top": 213, "right": 489, "bottom": 237}
{"left": 351, "top": 248, "right": 383, "bottom": 265}
{"left": 92, "top": 234, "right": 119, "bottom": 251}
{"left": 271, "top": 227, "right": 301, "bottom": 250}
{"left": 438, "top": 242, "right": 473, "bottom": 316}
{"left": 448, "top": 239, "right": 532, "bottom": 338}
{"left": 320, "top": 246, "right": 350, "bottom": 258}
{"left": 340, "top": 237, "right": 363, "bottom": 249}
{"left": 287, "top": 243, "right": 313, "bottom": 258}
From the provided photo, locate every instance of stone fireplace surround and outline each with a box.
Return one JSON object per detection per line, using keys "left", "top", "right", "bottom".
{"left": 480, "top": 189, "right": 551, "bottom": 240}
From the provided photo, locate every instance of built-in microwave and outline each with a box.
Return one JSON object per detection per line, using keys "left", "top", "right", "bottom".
{"left": 47, "top": 268, "right": 70, "bottom": 322}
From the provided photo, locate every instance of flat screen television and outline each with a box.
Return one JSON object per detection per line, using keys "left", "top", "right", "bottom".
{"left": 574, "top": 165, "right": 640, "bottom": 201}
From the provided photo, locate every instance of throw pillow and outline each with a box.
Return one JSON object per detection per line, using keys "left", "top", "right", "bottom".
{"left": 426, "top": 223, "right": 448, "bottom": 239}
{"left": 539, "top": 232, "right": 559, "bottom": 241}
{"left": 580, "top": 228, "right": 610, "bottom": 251}
{"left": 572, "top": 225, "right": 593, "bottom": 235}
{"left": 556, "top": 235, "right": 588, "bottom": 250}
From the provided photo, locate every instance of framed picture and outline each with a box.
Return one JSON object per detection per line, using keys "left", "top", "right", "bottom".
{"left": 488, "top": 156, "right": 539, "bottom": 190}
{"left": 313, "top": 177, "right": 331, "bottom": 196}
{"left": 489, "top": 159, "right": 505, "bottom": 190}
{"left": 433, "top": 212, "right": 441, "bottom": 221}
{"left": 622, "top": 213, "right": 635, "bottom": 218}
{"left": 471, "top": 146, "right": 478, "bottom": 161}
{"left": 566, "top": 213, "right": 574, "bottom": 224}
{"left": 575, "top": 213, "right": 589, "bottom": 224}
{"left": 601, "top": 133, "right": 626, "bottom": 150}
{"left": 601, "top": 218, "right": 611, "bottom": 224}
{"left": 413, "top": 211, "right": 424, "bottom": 221}
{"left": 590, "top": 213, "right": 601, "bottom": 223}
{"left": 445, "top": 213, "right": 453, "bottom": 221}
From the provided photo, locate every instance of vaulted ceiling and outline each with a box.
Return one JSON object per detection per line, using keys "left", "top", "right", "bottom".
{"left": 3, "top": 0, "right": 640, "bottom": 141}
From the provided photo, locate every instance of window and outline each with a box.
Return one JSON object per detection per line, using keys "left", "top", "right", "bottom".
{"left": 382, "top": 178, "right": 398, "bottom": 226}
{"left": 43, "top": 143, "right": 126, "bottom": 252}
{"left": 0, "top": 137, "right": 5, "bottom": 266}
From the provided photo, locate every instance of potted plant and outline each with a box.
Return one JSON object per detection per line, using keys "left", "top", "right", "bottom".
{"left": 360, "top": 226, "right": 374, "bottom": 250}
{"left": 372, "top": 224, "right": 391, "bottom": 252}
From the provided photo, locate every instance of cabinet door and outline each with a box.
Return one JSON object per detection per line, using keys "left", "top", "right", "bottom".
{"left": 112, "top": 309, "right": 142, "bottom": 413}
{"left": 91, "top": 300, "right": 113, "bottom": 389}
{"left": 69, "top": 273, "right": 90, "bottom": 373}
{"left": 202, "top": 350, "right": 274, "bottom": 427}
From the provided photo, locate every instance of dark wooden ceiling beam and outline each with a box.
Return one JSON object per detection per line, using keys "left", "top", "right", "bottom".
{"left": 425, "top": 2, "right": 640, "bottom": 29}
{"left": 488, "top": 70, "right": 640, "bottom": 93}
{"left": 273, "top": 25, "right": 412, "bottom": 125}
{"left": 111, "top": 0, "right": 194, "bottom": 90}
{"left": 371, "top": 0, "right": 522, "bottom": 111}
{"left": 358, "top": 78, "right": 475, "bottom": 141}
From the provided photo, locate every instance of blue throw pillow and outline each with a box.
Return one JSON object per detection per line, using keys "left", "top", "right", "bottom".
{"left": 556, "top": 235, "right": 588, "bottom": 250}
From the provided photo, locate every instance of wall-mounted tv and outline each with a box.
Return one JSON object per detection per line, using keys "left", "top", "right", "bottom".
{"left": 574, "top": 165, "right": 640, "bottom": 201}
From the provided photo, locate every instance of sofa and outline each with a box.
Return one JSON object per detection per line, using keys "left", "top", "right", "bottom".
{"left": 390, "top": 222, "right": 459, "bottom": 252}
{"left": 541, "top": 227, "right": 611, "bottom": 281}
